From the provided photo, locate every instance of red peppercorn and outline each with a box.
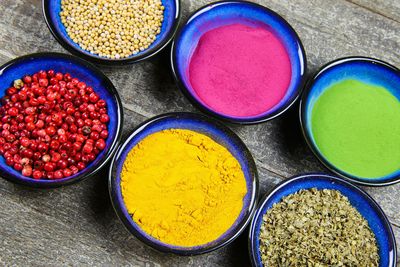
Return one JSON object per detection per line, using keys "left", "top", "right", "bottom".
{"left": 25, "top": 122, "right": 35, "bottom": 131}
{"left": 49, "top": 140, "right": 60, "bottom": 150}
{"left": 77, "top": 162, "right": 86, "bottom": 170}
{"left": 77, "top": 82, "right": 86, "bottom": 90}
{"left": 70, "top": 165, "right": 79, "bottom": 174}
{"left": 99, "top": 114, "right": 109, "bottom": 123}
{"left": 44, "top": 162, "right": 55, "bottom": 172}
{"left": 63, "top": 168, "right": 72, "bottom": 177}
{"left": 60, "top": 143, "right": 72, "bottom": 152}
{"left": 91, "top": 124, "right": 102, "bottom": 133}
{"left": 82, "top": 143, "right": 93, "bottom": 154}
{"left": 23, "top": 75, "right": 32, "bottom": 84}
{"left": 47, "top": 70, "right": 55, "bottom": 77}
{"left": 69, "top": 124, "right": 78, "bottom": 133}
{"left": 0, "top": 71, "right": 109, "bottom": 179}
{"left": 5, "top": 156, "right": 14, "bottom": 166}
{"left": 33, "top": 152, "right": 42, "bottom": 161}
{"left": 38, "top": 70, "right": 47, "bottom": 79}
{"left": 34, "top": 160, "right": 44, "bottom": 170}
{"left": 96, "top": 100, "right": 106, "bottom": 108}
{"left": 58, "top": 134, "right": 68, "bottom": 143}
{"left": 21, "top": 148, "right": 34, "bottom": 159}
{"left": 51, "top": 152, "right": 61, "bottom": 163}
{"left": 14, "top": 163, "right": 23, "bottom": 171}
{"left": 20, "top": 137, "right": 30, "bottom": 147}
{"left": 72, "top": 142, "right": 82, "bottom": 151}
{"left": 38, "top": 78, "right": 49, "bottom": 87}
{"left": 82, "top": 126, "right": 91, "bottom": 136}
{"left": 22, "top": 165, "right": 33, "bottom": 177}
{"left": 32, "top": 170, "right": 43, "bottom": 180}
{"left": 95, "top": 139, "right": 106, "bottom": 150}
{"left": 8, "top": 107, "right": 18, "bottom": 116}
{"left": 89, "top": 132, "right": 99, "bottom": 141}
{"left": 57, "top": 159, "right": 68, "bottom": 169}
{"left": 54, "top": 170, "right": 64, "bottom": 179}
{"left": 55, "top": 72, "right": 63, "bottom": 81}
{"left": 89, "top": 93, "right": 99, "bottom": 103}
{"left": 42, "top": 154, "right": 51, "bottom": 163}
{"left": 35, "top": 120, "right": 45, "bottom": 129}
{"left": 45, "top": 126, "right": 56, "bottom": 136}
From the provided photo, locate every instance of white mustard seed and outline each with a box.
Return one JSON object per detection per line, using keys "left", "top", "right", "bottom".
{"left": 60, "top": 0, "right": 164, "bottom": 59}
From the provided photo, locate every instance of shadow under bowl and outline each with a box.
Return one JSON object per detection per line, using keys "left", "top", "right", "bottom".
{"left": 171, "top": 0, "right": 306, "bottom": 124}
{"left": 248, "top": 173, "right": 397, "bottom": 267}
{"left": 109, "top": 112, "right": 259, "bottom": 255}
{"left": 0, "top": 52, "right": 123, "bottom": 188}
{"left": 300, "top": 57, "right": 400, "bottom": 186}
{"left": 42, "top": 0, "right": 181, "bottom": 65}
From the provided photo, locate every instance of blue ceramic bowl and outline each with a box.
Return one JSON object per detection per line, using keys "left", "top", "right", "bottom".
{"left": 42, "top": 0, "right": 180, "bottom": 64}
{"left": 0, "top": 53, "right": 123, "bottom": 188}
{"left": 300, "top": 57, "right": 400, "bottom": 186}
{"left": 248, "top": 173, "right": 397, "bottom": 267}
{"left": 171, "top": 1, "right": 306, "bottom": 124}
{"left": 109, "top": 112, "right": 258, "bottom": 255}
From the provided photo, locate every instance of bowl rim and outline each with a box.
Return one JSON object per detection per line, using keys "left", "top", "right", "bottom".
{"left": 108, "top": 111, "right": 259, "bottom": 255}
{"left": 0, "top": 52, "right": 124, "bottom": 188}
{"left": 299, "top": 56, "right": 400, "bottom": 187}
{"left": 248, "top": 173, "right": 398, "bottom": 267}
{"left": 42, "top": 0, "right": 181, "bottom": 65}
{"left": 170, "top": 0, "right": 307, "bottom": 125}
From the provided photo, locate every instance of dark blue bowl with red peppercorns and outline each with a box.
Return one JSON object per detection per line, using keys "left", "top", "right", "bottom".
{"left": 0, "top": 52, "right": 123, "bottom": 188}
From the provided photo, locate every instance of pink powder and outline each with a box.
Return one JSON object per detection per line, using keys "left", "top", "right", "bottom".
{"left": 189, "top": 23, "right": 292, "bottom": 118}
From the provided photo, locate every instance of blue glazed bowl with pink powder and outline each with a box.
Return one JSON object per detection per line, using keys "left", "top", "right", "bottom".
{"left": 171, "top": 1, "right": 306, "bottom": 124}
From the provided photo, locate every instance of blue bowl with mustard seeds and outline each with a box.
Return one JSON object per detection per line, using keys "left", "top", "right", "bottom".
{"left": 0, "top": 52, "right": 123, "bottom": 188}
{"left": 109, "top": 112, "right": 259, "bottom": 255}
{"left": 248, "top": 174, "right": 397, "bottom": 267}
{"left": 42, "top": 0, "right": 181, "bottom": 64}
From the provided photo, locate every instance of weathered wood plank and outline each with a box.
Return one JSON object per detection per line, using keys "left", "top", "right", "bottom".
{"left": 346, "top": 0, "right": 400, "bottom": 23}
{"left": 0, "top": 0, "right": 399, "bottom": 265}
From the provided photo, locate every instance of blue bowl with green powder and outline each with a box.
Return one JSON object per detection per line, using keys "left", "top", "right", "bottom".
{"left": 109, "top": 112, "right": 259, "bottom": 255}
{"left": 248, "top": 174, "right": 397, "bottom": 267}
{"left": 300, "top": 57, "right": 400, "bottom": 186}
{"left": 42, "top": 0, "right": 181, "bottom": 64}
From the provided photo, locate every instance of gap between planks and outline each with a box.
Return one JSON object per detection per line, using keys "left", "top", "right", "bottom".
{"left": 344, "top": 0, "right": 400, "bottom": 24}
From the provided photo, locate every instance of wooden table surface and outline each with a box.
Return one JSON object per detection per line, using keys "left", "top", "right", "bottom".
{"left": 0, "top": 0, "right": 399, "bottom": 266}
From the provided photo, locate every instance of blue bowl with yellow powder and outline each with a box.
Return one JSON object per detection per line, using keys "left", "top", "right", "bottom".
{"left": 248, "top": 174, "right": 397, "bottom": 267}
{"left": 109, "top": 112, "right": 259, "bottom": 255}
{"left": 300, "top": 57, "right": 400, "bottom": 186}
{"left": 42, "top": 0, "right": 181, "bottom": 64}
{"left": 0, "top": 52, "right": 123, "bottom": 188}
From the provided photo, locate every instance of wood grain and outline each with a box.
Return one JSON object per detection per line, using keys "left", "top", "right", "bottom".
{"left": 0, "top": 0, "right": 399, "bottom": 265}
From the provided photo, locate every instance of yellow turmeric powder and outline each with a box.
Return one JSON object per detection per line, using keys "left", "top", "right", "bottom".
{"left": 120, "top": 129, "right": 247, "bottom": 247}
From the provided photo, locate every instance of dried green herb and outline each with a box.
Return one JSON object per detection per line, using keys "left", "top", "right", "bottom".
{"left": 259, "top": 188, "right": 379, "bottom": 267}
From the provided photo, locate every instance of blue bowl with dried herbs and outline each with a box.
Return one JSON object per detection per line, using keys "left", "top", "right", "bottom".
{"left": 248, "top": 174, "right": 397, "bottom": 266}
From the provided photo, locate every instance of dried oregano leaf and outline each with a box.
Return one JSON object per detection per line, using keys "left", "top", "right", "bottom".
{"left": 259, "top": 188, "right": 379, "bottom": 267}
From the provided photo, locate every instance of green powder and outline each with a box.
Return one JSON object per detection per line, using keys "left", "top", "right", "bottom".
{"left": 311, "top": 79, "right": 400, "bottom": 178}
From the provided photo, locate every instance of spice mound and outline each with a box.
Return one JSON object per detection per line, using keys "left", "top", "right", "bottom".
{"left": 60, "top": 0, "right": 165, "bottom": 59}
{"left": 259, "top": 188, "right": 379, "bottom": 266}
{"left": 189, "top": 23, "right": 291, "bottom": 118}
{"left": 0, "top": 70, "right": 110, "bottom": 180}
{"left": 311, "top": 79, "right": 400, "bottom": 178}
{"left": 121, "top": 129, "right": 247, "bottom": 247}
